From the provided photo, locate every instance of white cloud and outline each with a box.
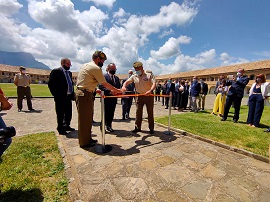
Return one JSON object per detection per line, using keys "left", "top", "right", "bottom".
{"left": 82, "top": 0, "right": 116, "bottom": 8}
{"left": 150, "top": 36, "right": 192, "bottom": 60}
{"left": 158, "top": 29, "right": 174, "bottom": 38}
{"left": 219, "top": 52, "right": 249, "bottom": 66}
{"left": 0, "top": 0, "right": 22, "bottom": 16}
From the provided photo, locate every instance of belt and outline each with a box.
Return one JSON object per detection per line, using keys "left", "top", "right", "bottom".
{"left": 252, "top": 93, "right": 262, "bottom": 94}
{"left": 18, "top": 86, "right": 29, "bottom": 88}
{"left": 76, "top": 87, "right": 93, "bottom": 93}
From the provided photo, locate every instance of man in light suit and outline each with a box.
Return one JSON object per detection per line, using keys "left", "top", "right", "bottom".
{"left": 98, "top": 63, "right": 121, "bottom": 132}
{"left": 221, "top": 68, "right": 249, "bottom": 122}
{"left": 48, "top": 58, "right": 75, "bottom": 135}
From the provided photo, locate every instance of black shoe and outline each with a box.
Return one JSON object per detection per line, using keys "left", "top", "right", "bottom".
{"left": 80, "top": 142, "right": 96, "bottom": 148}
{"left": 90, "top": 139, "right": 98, "bottom": 144}
{"left": 233, "top": 119, "right": 238, "bottom": 123}
{"left": 64, "top": 126, "right": 75, "bottom": 131}
{"left": 122, "top": 117, "right": 126, "bottom": 120}
{"left": 106, "top": 126, "right": 114, "bottom": 132}
{"left": 202, "top": 108, "right": 204, "bottom": 110}
{"left": 58, "top": 130, "right": 67, "bottom": 135}
{"left": 221, "top": 117, "right": 226, "bottom": 121}
{"left": 29, "top": 108, "right": 35, "bottom": 111}
{"left": 132, "top": 128, "right": 141, "bottom": 133}
{"left": 165, "top": 107, "right": 168, "bottom": 109}
{"left": 18, "top": 109, "right": 22, "bottom": 112}
{"left": 149, "top": 129, "right": 154, "bottom": 134}
{"left": 264, "top": 128, "right": 270, "bottom": 132}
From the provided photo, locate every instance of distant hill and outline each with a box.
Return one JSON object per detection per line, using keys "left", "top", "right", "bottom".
{"left": 0, "top": 50, "right": 50, "bottom": 70}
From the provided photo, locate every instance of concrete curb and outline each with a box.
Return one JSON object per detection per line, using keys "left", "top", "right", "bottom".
{"left": 154, "top": 122, "right": 269, "bottom": 164}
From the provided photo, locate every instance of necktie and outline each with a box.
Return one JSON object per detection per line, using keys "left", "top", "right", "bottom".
{"left": 111, "top": 75, "right": 115, "bottom": 86}
{"left": 65, "top": 70, "right": 73, "bottom": 94}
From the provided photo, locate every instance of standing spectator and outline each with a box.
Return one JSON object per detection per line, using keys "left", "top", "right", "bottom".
{"left": 247, "top": 74, "right": 270, "bottom": 127}
{"left": 211, "top": 79, "right": 228, "bottom": 117}
{"left": 174, "top": 79, "right": 180, "bottom": 110}
{"left": 182, "top": 81, "right": 190, "bottom": 109}
{"left": 0, "top": 89, "right": 13, "bottom": 157}
{"left": 48, "top": 58, "right": 75, "bottom": 135}
{"left": 190, "top": 76, "right": 201, "bottom": 112}
{"left": 198, "top": 78, "right": 208, "bottom": 110}
{"left": 14, "top": 66, "right": 34, "bottom": 112}
{"left": 221, "top": 68, "right": 249, "bottom": 122}
{"left": 155, "top": 82, "right": 161, "bottom": 102}
{"left": 214, "top": 75, "right": 225, "bottom": 95}
{"left": 161, "top": 80, "right": 167, "bottom": 106}
{"left": 122, "top": 61, "right": 156, "bottom": 134}
{"left": 75, "top": 51, "right": 122, "bottom": 148}
{"left": 98, "top": 63, "right": 121, "bottom": 132}
{"left": 121, "top": 70, "right": 135, "bottom": 120}
{"left": 164, "top": 78, "right": 175, "bottom": 109}
{"left": 177, "top": 80, "right": 185, "bottom": 112}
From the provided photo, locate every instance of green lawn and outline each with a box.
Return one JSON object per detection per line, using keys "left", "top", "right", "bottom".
{"left": 0, "top": 83, "right": 52, "bottom": 97}
{"left": 0, "top": 132, "right": 69, "bottom": 202}
{"left": 155, "top": 106, "right": 270, "bottom": 157}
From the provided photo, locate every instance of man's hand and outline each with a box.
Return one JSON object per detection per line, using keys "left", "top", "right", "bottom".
{"left": 144, "top": 90, "right": 152, "bottom": 95}
{"left": 121, "top": 86, "right": 127, "bottom": 92}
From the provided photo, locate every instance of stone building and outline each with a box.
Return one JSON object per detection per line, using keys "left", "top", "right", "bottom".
{"left": 1, "top": 60, "right": 270, "bottom": 94}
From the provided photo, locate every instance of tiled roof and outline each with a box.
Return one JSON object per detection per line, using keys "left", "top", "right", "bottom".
{"left": 156, "top": 59, "right": 270, "bottom": 80}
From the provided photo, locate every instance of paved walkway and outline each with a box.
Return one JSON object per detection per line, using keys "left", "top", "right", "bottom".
{"left": 2, "top": 96, "right": 270, "bottom": 202}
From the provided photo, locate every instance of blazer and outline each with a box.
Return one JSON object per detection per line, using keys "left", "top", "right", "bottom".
{"left": 190, "top": 81, "right": 201, "bottom": 97}
{"left": 165, "top": 82, "right": 175, "bottom": 95}
{"left": 99, "top": 73, "right": 121, "bottom": 96}
{"left": 226, "top": 76, "right": 249, "bottom": 98}
{"left": 200, "top": 82, "right": 208, "bottom": 95}
{"left": 48, "top": 67, "right": 74, "bottom": 100}
{"left": 249, "top": 82, "right": 270, "bottom": 106}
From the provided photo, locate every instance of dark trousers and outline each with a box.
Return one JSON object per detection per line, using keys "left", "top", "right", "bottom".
{"left": 104, "top": 98, "right": 117, "bottom": 128}
{"left": 122, "top": 97, "right": 133, "bottom": 118}
{"left": 0, "top": 116, "right": 12, "bottom": 157}
{"left": 17, "top": 86, "right": 32, "bottom": 110}
{"left": 155, "top": 92, "right": 160, "bottom": 101}
{"left": 135, "top": 96, "right": 154, "bottom": 130}
{"left": 165, "top": 94, "right": 174, "bottom": 108}
{"left": 247, "top": 94, "right": 264, "bottom": 127}
{"left": 223, "top": 95, "right": 242, "bottom": 121}
{"left": 182, "top": 93, "right": 189, "bottom": 109}
{"left": 54, "top": 94, "right": 73, "bottom": 131}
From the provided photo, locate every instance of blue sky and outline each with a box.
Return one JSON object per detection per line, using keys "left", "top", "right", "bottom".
{"left": 0, "top": 0, "right": 270, "bottom": 75}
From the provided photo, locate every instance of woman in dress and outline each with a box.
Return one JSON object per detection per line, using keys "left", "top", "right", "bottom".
{"left": 211, "top": 79, "right": 228, "bottom": 117}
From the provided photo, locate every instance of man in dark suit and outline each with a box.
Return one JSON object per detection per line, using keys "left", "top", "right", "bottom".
{"left": 165, "top": 78, "right": 175, "bottom": 109}
{"left": 48, "top": 58, "right": 75, "bottom": 135}
{"left": 121, "top": 70, "right": 135, "bottom": 120}
{"left": 198, "top": 78, "right": 208, "bottom": 110}
{"left": 221, "top": 68, "right": 249, "bottom": 122}
{"left": 98, "top": 63, "right": 121, "bottom": 132}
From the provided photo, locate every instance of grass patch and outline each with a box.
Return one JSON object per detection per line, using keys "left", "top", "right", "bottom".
{"left": 0, "top": 83, "right": 52, "bottom": 97}
{"left": 0, "top": 132, "right": 69, "bottom": 202}
{"left": 155, "top": 106, "right": 270, "bottom": 157}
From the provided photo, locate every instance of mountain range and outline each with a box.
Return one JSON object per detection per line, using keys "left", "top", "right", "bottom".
{"left": 0, "top": 50, "right": 50, "bottom": 70}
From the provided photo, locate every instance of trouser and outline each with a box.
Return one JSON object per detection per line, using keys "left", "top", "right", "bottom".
{"left": 191, "top": 96, "right": 198, "bottom": 111}
{"left": 122, "top": 97, "right": 133, "bottom": 118}
{"left": 182, "top": 93, "right": 188, "bottom": 109}
{"left": 104, "top": 98, "right": 117, "bottom": 128}
{"left": 75, "top": 90, "right": 94, "bottom": 147}
{"left": 212, "top": 93, "right": 226, "bottom": 115}
{"left": 174, "top": 92, "right": 179, "bottom": 107}
{"left": 247, "top": 94, "right": 264, "bottom": 127}
{"left": 17, "top": 86, "right": 32, "bottom": 110}
{"left": 54, "top": 95, "right": 73, "bottom": 131}
{"left": 165, "top": 93, "right": 174, "bottom": 108}
{"left": 0, "top": 116, "right": 12, "bottom": 157}
{"left": 155, "top": 92, "right": 160, "bottom": 101}
{"left": 135, "top": 96, "right": 154, "bottom": 130}
{"left": 198, "top": 94, "right": 206, "bottom": 109}
{"left": 223, "top": 95, "right": 242, "bottom": 120}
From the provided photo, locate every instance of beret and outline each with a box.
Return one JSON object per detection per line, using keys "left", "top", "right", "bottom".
{"left": 133, "top": 61, "right": 143, "bottom": 68}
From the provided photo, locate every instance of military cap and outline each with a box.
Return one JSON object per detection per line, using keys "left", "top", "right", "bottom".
{"left": 133, "top": 61, "right": 143, "bottom": 68}
{"left": 19, "top": 66, "right": 26, "bottom": 70}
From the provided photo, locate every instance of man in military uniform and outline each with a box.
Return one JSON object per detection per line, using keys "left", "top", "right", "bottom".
{"left": 14, "top": 66, "right": 34, "bottom": 112}
{"left": 122, "top": 62, "right": 156, "bottom": 134}
{"left": 75, "top": 51, "right": 122, "bottom": 148}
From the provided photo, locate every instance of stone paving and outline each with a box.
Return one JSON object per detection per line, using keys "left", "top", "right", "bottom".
{"left": 2, "top": 95, "right": 270, "bottom": 202}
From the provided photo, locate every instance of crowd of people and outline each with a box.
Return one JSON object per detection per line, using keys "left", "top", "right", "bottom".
{"left": 1, "top": 51, "right": 270, "bottom": 153}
